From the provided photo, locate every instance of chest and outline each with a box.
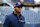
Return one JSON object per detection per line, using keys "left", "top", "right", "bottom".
{"left": 9, "top": 16, "right": 23, "bottom": 27}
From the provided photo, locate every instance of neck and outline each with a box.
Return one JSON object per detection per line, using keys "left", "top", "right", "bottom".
{"left": 17, "top": 13, "right": 20, "bottom": 16}
{"left": 14, "top": 11, "right": 20, "bottom": 16}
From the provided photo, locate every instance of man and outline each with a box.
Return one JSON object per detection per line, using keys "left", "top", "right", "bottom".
{"left": 3, "top": 2, "right": 25, "bottom": 27}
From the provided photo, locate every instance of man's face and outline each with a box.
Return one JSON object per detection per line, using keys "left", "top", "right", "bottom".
{"left": 14, "top": 5, "right": 22, "bottom": 13}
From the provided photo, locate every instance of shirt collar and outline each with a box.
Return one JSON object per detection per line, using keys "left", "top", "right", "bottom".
{"left": 12, "top": 11, "right": 22, "bottom": 17}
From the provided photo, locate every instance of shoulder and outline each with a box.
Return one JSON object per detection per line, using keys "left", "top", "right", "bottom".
{"left": 6, "top": 14, "right": 12, "bottom": 18}
{"left": 6, "top": 13, "right": 14, "bottom": 17}
{"left": 5, "top": 14, "right": 13, "bottom": 19}
{"left": 5, "top": 13, "right": 15, "bottom": 20}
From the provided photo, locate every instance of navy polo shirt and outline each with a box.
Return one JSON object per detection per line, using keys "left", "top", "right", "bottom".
{"left": 3, "top": 12, "right": 25, "bottom": 27}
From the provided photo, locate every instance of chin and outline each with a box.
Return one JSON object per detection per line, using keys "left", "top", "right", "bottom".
{"left": 18, "top": 12, "right": 21, "bottom": 13}
{"left": 18, "top": 11, "right": 21, "bottom": 12}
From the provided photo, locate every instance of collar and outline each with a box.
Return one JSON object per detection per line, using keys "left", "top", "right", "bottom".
{"left": 12, "top": 12, "right": 22, "bottom": 17}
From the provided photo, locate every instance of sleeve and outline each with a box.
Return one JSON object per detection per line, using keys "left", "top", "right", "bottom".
{"left": 21, "top": 16, "right": 25, "bottom": 24}
{"left": 20, "top": 16, "right": 25, "bottom": 27}
{"left": 22, "top": 17, "right": 25, "bottom": 22}
{"left": 3, "top": 15, "right": 10, "bottom": 27}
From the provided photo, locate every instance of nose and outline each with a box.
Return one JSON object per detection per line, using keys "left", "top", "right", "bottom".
{"left": 20, "top": 8, "right": 22, "bottom": 9}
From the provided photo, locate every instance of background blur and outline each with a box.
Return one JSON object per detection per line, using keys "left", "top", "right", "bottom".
{"left": 0, "top": 0, "right": 40, "bottom": 27}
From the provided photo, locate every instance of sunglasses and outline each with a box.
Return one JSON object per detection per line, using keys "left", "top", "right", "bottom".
{"left": 16, "top": 6, "right": 22, "bottom": 8}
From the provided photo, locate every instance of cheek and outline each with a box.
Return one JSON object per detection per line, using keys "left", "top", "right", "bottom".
{"left": 15, "top": 9, "right": 19, "bottom": 11}
{"left": 16, "top": 8, "right": 19, "bottom": 10}
{"left": 17, "top": 8, "right": 19, "bottom": 10}
{"left": 16, "top": 9, "right": 21, "bottom": 12}
{"left": 16, "top": 7, "right": 19, "bottom": 9}
{"left": 15, "top": 7, "right": 21, "bottom": 11}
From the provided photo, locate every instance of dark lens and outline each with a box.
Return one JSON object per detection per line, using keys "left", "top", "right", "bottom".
{"left": 16, "top": 6, "right": 18, "bottom": 7}
{"left": 21, "top": 6, "right": 22, "bottom": 8}
{"left": 18, "top": 6, "right": 22, "bottom": 8}
{"left": 18, "top": 6, "right": 20, "bottom": 8}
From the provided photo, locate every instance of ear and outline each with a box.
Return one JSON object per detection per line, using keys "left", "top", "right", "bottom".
{"left": 14, "top": 6, "right": 16, "bottom": 8}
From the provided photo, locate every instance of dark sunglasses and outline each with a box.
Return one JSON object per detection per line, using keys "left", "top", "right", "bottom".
{"left": 16, "top": 6, "right": 22, "bottom": 8}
